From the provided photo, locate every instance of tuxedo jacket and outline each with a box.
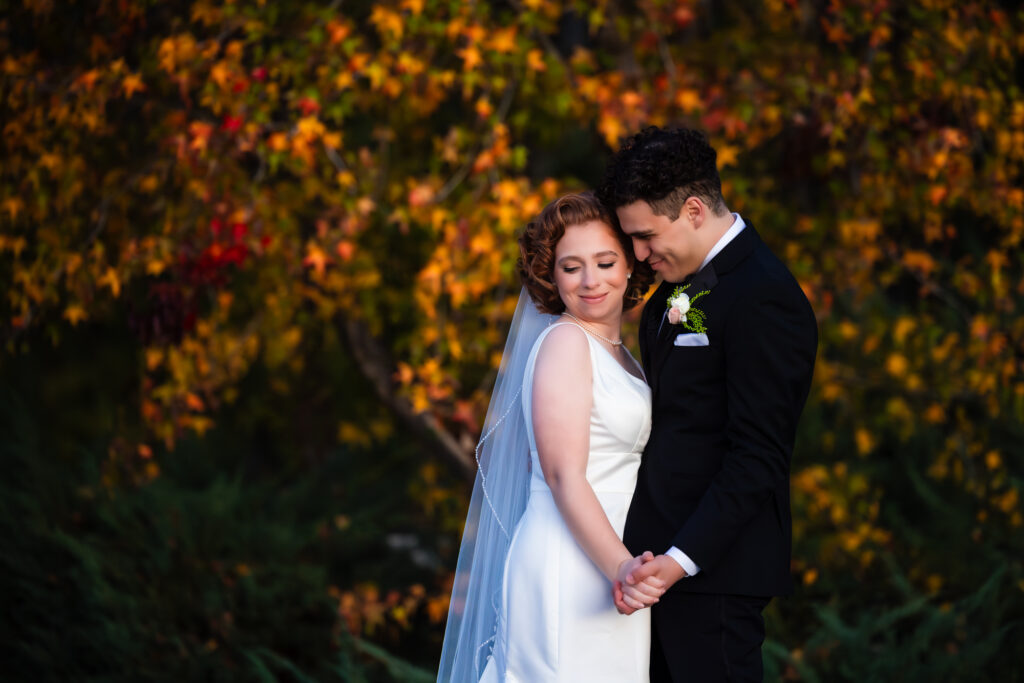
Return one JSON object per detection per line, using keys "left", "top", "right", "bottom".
{"left": 623, "top": 223, "right": 817, "bottom": 597}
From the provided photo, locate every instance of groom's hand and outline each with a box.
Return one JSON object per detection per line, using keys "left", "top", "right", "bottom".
{"left": 612, "top": 552, "right": 665, "bottom": 615}
{"left": 625, "top": 554, "right": 687, "bottom": 595}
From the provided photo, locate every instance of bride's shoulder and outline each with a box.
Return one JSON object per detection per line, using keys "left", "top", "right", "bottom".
{"left": 537, "top": 321, "right": 590, "bottom": 351}
{"left": 532, "top": 322, "right": 591, "bottom": 370}
{"left": 531, "top": 322, "right": 593, "bottom": 394}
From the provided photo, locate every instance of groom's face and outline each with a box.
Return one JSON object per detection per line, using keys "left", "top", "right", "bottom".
{"left": 615, "top": 200, "right": 700, "bottom": 283}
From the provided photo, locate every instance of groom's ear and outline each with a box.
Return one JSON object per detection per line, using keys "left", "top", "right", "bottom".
{"left": 682, "top": 195, "right": 705, "bottom": 229}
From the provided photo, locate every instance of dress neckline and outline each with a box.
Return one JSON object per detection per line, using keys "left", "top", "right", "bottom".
{"left": 551, "top": 321, "right": 648, "bottom": 385}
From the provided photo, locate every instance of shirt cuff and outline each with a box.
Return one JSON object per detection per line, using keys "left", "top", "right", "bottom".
{"left": 666, "top": 546, "right": 700, "bottom": 577}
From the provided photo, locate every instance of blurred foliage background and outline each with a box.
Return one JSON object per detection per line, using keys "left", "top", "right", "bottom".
{"left": 2, "top": 0, "right": 1023, "bottom": 680}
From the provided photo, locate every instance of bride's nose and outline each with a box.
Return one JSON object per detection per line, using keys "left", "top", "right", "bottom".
{"left": 581, "top": 267, "right": 599, "bottom": 288}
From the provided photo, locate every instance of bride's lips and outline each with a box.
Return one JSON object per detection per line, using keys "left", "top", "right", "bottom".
{"left": 579, "top": 293, "right": 608, "bottom": 304}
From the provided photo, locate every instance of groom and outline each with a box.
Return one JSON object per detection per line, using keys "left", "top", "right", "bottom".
{"left": 598, "top": 127, "right": 818, "bottom": 682}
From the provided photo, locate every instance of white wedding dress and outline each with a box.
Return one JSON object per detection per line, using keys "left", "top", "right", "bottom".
{"left": 479, "top": 321, "right": 653, "bottom": 682}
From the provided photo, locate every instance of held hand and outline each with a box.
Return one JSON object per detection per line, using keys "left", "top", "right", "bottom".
{"left": 627, "top": 554, "right": 687, "bottom": 593}
{"left": 612, "top": 552, "right": 665, "bottom": 614}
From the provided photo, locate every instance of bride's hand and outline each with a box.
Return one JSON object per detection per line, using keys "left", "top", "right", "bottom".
{"left": 613, "top": 552, "right": 666, "bottom": 613}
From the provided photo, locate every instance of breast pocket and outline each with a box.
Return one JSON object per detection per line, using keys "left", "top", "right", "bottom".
{"left": 673, "top": 332, "right": 709, "bottom": 347}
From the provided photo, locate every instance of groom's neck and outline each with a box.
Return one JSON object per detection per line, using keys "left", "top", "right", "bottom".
{"left": 694, "top": 208, "right": 734, "bottom": 264}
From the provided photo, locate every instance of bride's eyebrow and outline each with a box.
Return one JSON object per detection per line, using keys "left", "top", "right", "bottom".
{"left": 556, "top": 250, "right": 619, "bottom": 266}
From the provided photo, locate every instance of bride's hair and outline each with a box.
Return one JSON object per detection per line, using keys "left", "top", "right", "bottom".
{"left": 517, "top": 191, "right": 654, "bottom": 314}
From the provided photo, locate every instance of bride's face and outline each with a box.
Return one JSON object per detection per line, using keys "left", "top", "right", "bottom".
{"left": 553, "top": 220, "right": 631, "bottom": 324}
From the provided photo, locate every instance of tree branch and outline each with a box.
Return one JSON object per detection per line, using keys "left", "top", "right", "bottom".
{"left": 338, "top": 314, "right": 476, "bottom": 478}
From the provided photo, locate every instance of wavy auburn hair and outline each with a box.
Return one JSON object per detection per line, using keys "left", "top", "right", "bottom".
{"left": 517, "top": 192, "right": 654, "bottom": 314}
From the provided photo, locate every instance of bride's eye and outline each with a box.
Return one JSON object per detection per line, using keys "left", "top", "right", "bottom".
{"left": 562, "top": 266, "right": 580, "bottom": 274}
{"left": 598, "top": 262, "right": 616, "bottom": 269}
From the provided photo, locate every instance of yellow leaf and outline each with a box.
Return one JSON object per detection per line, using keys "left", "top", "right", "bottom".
{"left": 210, "top": 60, "right": 232, "bottom": 90}
{"left": 855, "top": 428, "right": 874, "bottom": 455}
{"left": 303, "top": 243, "right": 330, "bottom": 276}
{"left": 676, "top": 88, "right": 703, "bottom": 113}
{"left": 3, "top": 197, "right": 24, "bottom": 221}
{"left": 885, "top": 353, "right": 908, "bottom": 377}
{"left": 64, "top": 304, "right": 88, "bottom": 325}
{"left": 893, "top": 317, "right": 916, "bottom": 344}
{"left": 39, "top": 153, "right": 61, "bottom": 173}
{"left": 323, "top": 131, "right": 342, "bottom": 149}
{"left": 122, "top": 73, "right": 145, "bottom": 98}
{"left": 985, "top": 450, "right": 1002, "bottom": 470}
{"left": 598, "top": 112, "right": 625, "bottom": 147}
{"left": 526, "top": 49, "right": 546, "bottom": 72}
{"left": 458, "top": 45, "right": 483, "bottom": 72}
{"left": 99, "top": 267, "right": 121, "bottom": 298}
{"left": 475, "top": 97, "right": 493, "bottom": 119}
{"left": 146, "top": 348, "right": 164, "bottom": 370}
{"left": 716, "top": 145, "right": 739, "bottom": 169}
{"left": 902, "top": 250, "right": 936, "bottom": 277}
{"left": 338, "top": 421, "right": 371, "bottom": 446}
{"left": 139, "top": 175, "right": 160, "bottom": 193}
{"left": 924, "top": 404, "right": 945, "bottom": 424}
{"left": 370, "top": 6, "right": 403, "bottom": 40}
{"left": 188, "top": 415, "right": 214, "bottom": 436}
{"left": 335, "top": 71, "right": 354, "bottom": 90}
{"left": 487, "top": 27, "right": 517, "bottom": 54}
{"left": 401, "top": 0, "right": 424, "bottom": 15}
{"left": 296, "top": 116, "right": 325, "bottom": 139}
{"left": 268, "top": 132, "right": 288, "bottom": 152}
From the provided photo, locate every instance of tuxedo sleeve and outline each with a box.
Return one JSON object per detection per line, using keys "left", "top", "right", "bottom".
{"left": 671, "top": 279, "right": 817, "bottom": 572}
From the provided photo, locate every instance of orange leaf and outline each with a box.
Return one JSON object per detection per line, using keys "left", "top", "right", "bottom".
{"left": 303, "top": 244, "right": 330, "bottom": 276}
{"left": 64, "top": 305, "right": 88, "bottom": 325}
{"left": 122, "top": 73, "right": 145, "bottom": 98}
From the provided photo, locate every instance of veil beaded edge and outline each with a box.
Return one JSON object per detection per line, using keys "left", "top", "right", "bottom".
{"left": 437, "top": 288, "right": 556, "bottom": 682}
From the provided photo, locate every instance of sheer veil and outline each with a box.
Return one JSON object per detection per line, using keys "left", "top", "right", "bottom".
{"left": 437, "top": 288, "right": 556, "bottom": 682}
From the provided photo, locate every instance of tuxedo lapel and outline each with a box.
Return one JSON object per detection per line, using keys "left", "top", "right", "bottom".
{"left": 642, "top": 281, "right": 673, "bottom": 392}
{"left": 650, "top": 265, "right": 718, "bottom": 384}
{"left": 647, "top": 223, "right": 762, "bottom": 392}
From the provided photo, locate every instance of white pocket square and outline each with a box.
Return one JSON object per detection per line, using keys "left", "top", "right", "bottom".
{"left": 674, "top": 333, "right": 709, "bottom": 347}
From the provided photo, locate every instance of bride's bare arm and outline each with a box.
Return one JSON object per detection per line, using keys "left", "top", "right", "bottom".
{"left": 532, "top": 325, "right": 663, "bottom": 606}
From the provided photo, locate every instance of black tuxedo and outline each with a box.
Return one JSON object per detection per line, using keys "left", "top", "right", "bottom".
{"left": 624, "top": 222, "right": 817, "bottom": 681}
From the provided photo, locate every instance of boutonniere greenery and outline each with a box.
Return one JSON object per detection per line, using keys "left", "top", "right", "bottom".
{"left": 666, "top": 284, "right": 709, "bottom": 333}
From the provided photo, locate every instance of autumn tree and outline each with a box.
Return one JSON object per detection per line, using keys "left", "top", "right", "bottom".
{"left": 2, "top": 0, "right": 1022, "bottom": 678}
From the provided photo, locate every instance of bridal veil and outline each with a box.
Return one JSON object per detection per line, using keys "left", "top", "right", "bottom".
{"left": 437, "top": 288, "right": 555, "bottom": 682}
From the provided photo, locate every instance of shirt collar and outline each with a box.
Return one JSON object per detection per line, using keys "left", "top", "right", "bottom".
{"left": 696, "top": 213, "right": 745, "bottom": 273}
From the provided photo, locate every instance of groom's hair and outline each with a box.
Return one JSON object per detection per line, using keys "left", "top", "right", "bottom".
{"left": 518, "top": 192, "right": 654, "bottom": 314}
{"left": 597, "top": 126, "right": 728, "bottom": 219}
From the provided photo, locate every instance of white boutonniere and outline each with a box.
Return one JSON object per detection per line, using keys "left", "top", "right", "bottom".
{"left": 666, "top": 284, "right": 709, "bottom": 333}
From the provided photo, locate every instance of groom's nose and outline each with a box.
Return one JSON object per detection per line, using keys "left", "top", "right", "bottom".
{"left": 632, "top": 239, "right": 650, "bottom": 261}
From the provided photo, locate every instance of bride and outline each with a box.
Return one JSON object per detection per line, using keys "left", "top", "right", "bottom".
{"left": 438, "top": 192, "right": 662, "bottom": 682}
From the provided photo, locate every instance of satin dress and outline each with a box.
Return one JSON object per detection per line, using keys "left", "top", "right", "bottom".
{"left": 480, "top": 321, "right": 653, "bottom": 682}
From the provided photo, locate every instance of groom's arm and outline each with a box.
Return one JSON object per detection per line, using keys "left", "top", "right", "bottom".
{"left": 670, "top": 278, "right": 817, "bottom": 574}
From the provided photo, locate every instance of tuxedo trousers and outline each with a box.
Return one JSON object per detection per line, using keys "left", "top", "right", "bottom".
{"left": 650, "top": 591, "right": 771, "bottom": 683}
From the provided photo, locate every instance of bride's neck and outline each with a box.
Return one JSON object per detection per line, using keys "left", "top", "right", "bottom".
{"left": 561, "top": 312, "right": 622, "bottom": 344}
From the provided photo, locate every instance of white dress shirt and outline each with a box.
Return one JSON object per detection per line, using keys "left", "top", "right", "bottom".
{"left": 665, "top": 213, "right": 746, "bottom": 577}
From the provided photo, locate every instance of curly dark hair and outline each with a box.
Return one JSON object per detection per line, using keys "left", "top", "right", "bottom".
{"left": 597, "top": 126, "right": 727, "bottom": 220}
{"left": 518, "top": 192, "right": 654, "bottom": 314}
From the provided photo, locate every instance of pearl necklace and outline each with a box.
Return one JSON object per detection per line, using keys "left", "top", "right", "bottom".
{"left": 561, "top": 312, "right": 622, "bottom": 346}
